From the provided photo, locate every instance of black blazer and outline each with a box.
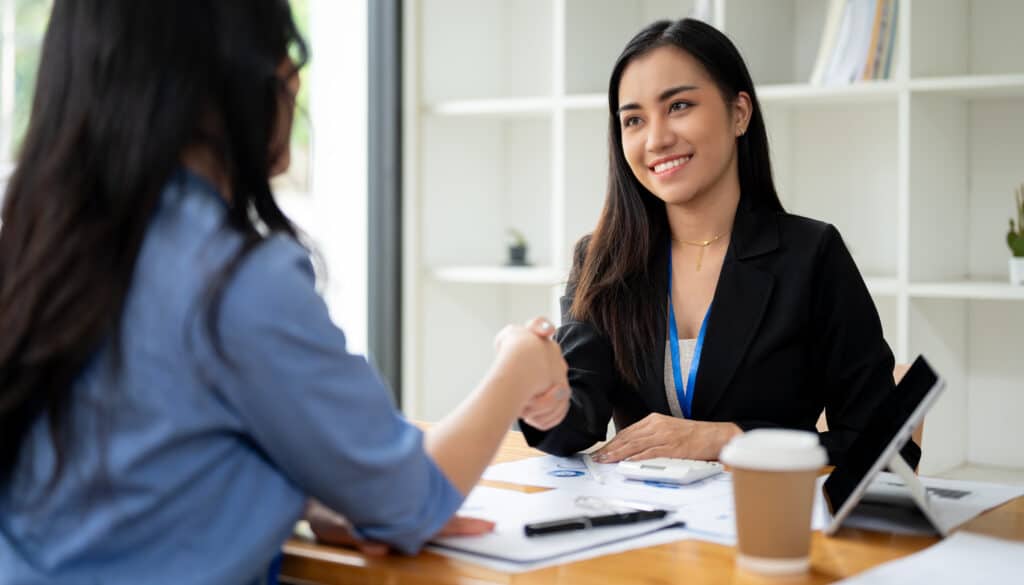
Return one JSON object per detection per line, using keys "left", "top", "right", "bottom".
{"left": 522, "top": 201, "right": 920, "bottom": 468}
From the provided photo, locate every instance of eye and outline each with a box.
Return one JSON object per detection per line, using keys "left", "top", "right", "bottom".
{"left": 622, "top": 115, "right": 642, "bottom": 128}
{"left": 669, "top": 101, "right": 692, "bottom": 113}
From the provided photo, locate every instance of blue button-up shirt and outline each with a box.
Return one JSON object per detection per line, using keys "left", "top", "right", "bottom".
{"left": 0, "top": 171, "right": 463, "bottom": 584}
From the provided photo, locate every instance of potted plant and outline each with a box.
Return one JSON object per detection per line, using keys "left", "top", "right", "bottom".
{"left": 1008, "top": 184, "right": 1024, "bottom": 285}
{"left": 506, "top": 228, "right": 529, "bottom": 267}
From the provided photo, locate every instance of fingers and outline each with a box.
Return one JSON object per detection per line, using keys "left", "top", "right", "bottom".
{"left": 524, "top": 316, "right": 556, "bottom": 339}
{"left": 305, "top": 516, "right": 389, "bottom": 553}
{"left": 436, "top": 516, "right": 497, "bottom": 537}
{"left": 592, "top": 420, "right": 658, "bottom": 463}
{"left": 520, "top": 385, "right": 558, "bottom": 415}
{"left": 626, "top": 446, "right": 671, "bottom": 461}
{"left": 356, "top": 542, "right": 390, "bottom": 556}
{"left": 523, "top": 396, "right": 570, "bottom": 430}
{"left": 521, "top": 383, "right": 571, "bottom": 430}
{"left": 540, "top": 394, "right": 571, "bottom": 429}
{"left": 305, "top": 501, "right": 392, "bottom": 555}
{"left": 592, "top": 437, "right": 649, "bottom": 463}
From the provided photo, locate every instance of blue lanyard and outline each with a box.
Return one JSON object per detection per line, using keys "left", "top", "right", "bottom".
{"left": 668, "top": 246, "right": 711, "bottom": 419}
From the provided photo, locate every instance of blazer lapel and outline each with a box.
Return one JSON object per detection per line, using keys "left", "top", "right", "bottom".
{"left": 691, "top": 204, "right": 779, "bottom": 418}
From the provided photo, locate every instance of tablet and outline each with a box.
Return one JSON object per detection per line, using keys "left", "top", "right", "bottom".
{"left": 822, "top": 355, "right": 945, "bottom": 535}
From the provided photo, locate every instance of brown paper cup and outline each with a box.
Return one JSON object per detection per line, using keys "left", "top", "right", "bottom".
{"left": 720, "top": 430, "right": 826, "bottom": 576}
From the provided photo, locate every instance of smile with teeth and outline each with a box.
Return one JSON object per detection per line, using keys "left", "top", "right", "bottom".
{"left": 652, "top": 156, "right": 691, "bottom": 174}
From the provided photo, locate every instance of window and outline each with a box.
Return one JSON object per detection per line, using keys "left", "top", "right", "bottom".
{"left": 0, "top": 1, "right": 314, "bottom": 198}
{"left": 0, "top": 0, "right": 50, "bottom": 175}
{"left": 273, "top": 0, "right": 312, "bottom": 199}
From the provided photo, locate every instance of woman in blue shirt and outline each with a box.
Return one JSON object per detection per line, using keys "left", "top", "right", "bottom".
{"left": 0, "top": 1, "right": 570, "bottom": 583}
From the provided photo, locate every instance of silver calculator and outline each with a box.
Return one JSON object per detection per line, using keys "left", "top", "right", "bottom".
{"left": 617, "top": 458, "right": 724, "bottom": 485}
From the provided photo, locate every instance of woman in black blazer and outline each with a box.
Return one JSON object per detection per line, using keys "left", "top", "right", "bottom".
{"left": 519, "top": 18, "right": 919, "bottom": 468}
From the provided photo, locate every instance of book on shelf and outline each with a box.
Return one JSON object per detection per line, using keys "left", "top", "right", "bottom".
{"left": 809, "top": 0, "right": 847, "bottom": 86}
{"left": 809, "top": 0, "right": 900, "bottom": 86}
{"left": 861, "top": 0, "right": 886, "bottom": 80}
{"left": 878, "top": 0, "right": 899, "bottom": 80}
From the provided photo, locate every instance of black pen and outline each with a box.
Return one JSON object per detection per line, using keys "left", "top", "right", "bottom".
{"left": 524, "top": 509, "right": 673, "bottom": 537}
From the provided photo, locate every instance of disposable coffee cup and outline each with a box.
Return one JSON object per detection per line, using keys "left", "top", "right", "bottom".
{"left": 719, "top": 429, "right": 827, "bottom": 576}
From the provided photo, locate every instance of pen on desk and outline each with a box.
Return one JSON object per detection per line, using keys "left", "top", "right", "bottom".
{"left": 582, "top": 453, "right": 605, "bottom": 484}
{"left": 524, "top": 509, "right": 673, "bottom": 537}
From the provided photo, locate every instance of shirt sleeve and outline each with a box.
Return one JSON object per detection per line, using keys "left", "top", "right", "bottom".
{"left": 192, "top": 236, "right": 463, "bottom": 554}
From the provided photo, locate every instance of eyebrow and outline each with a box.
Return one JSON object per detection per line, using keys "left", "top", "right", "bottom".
{"left": 617, "top": 85, "right": 699, "bottom": 115}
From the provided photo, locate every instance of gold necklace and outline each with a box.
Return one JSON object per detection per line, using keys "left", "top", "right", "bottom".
{"left": 674, "top": 232, "right": 725, "bottom": 272}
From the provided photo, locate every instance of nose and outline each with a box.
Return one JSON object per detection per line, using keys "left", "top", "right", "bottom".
{"left": 645, "top": 115, "right": 676, "bottom": 153}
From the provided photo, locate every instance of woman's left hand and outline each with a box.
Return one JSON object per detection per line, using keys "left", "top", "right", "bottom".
{"left": 591, "top": 413, "right": 741, "bottom": 463}
{"left": 305, "top": 501, "right": 495, "bottom": 556}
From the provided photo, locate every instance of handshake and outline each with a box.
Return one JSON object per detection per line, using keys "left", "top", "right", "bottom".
{"left": 492, "top": 317, "right": 571, "bottom": 432}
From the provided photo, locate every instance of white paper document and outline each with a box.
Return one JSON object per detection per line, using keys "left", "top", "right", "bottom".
{"left": 484, "top": 453, "right": 730, "bottom": 496}
{"left": 431, "top": 522, "right": 692, "bottom": 574}
{"left": 835, "top": 472, "right": 1024, "bottom": 536}
{"left": 428, "top": 486, "right": 685, "bottom": 564}
{"left": 834, "top": 532, "right": 1024, "bottom": 584}
{"left": 482, "top": 455, "right": 831, "bottom": 543}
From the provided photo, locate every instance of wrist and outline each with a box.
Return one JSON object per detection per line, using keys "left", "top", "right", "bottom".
{"left": 478, "top": 365, "right": 529, "bottom": 411}
{"left": 715, "top": 422, "right": 742, "bottom": 456}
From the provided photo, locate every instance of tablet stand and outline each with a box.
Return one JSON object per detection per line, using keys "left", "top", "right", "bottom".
{"left": 844, "top": 449, "right": 947, "bottom": 536}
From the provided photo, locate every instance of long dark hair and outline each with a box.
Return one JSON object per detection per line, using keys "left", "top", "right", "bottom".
{"left": 0, "top": 0, "right": 308, "bottom": 484}
{"left": 570, "top": 18, "right": 783, "bottom": 387}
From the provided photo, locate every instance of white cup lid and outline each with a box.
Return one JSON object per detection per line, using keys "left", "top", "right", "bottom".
{"left": 719, "top": 429, "right": 827, "bottom": 471}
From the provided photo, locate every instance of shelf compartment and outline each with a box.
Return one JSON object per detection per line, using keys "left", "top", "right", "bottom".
{"left": 765, "top": 101, "right": 901, "bottom": 279}
{"left": 563, "top": 110, "right": 609, "bottom": 258}
{"left": 909, "top": 298, "right": 1024, "bottom": 475}
{"left": 564, "top": 0, "right": 697, "bottom": 95}
{"left": 420, "top": 0, "right": 552, "bottom": 102}
{"left": 908, "top": 94, "right": 1024, "bottom": 282}
{"left": 723, "top": 0, "right": 904, "bottom": 86}
{"left": 420, "top": 116, "right": 552, "bottom": 268}
{"left": 910, "top": 0, "right": 1024, "bottom": 78}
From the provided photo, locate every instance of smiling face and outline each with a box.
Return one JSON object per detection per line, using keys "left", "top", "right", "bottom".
{"left": 616, "top": 45, "right": 750, "bottom": 208}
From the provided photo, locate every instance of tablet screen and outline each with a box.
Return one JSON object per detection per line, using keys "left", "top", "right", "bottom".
{"left": 823, "top": 356, "right": 939, "bottom": 515}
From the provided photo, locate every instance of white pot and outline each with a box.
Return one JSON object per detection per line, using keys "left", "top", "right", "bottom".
{"left": 1011, "top": 258, "right": 1024, "bottom": 285}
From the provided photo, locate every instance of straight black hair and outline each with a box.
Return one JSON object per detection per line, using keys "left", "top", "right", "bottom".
{"left": 0, "top": 0, "right": 308, "bottom": 484}
{"left": 571, "top": 18, "right": 783, "bottom": 386}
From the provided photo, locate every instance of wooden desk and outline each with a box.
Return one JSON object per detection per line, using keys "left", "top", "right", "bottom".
{"left": 279, "top": 431, "right": 1024, "bottom": 585}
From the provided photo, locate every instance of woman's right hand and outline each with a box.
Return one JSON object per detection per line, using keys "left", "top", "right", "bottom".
{"left": 491, "top": 317, "right": 569, "bottom": 406}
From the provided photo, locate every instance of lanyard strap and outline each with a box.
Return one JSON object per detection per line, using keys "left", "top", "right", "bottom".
{"left": 668, "top": 247, "right": 711, "bottom": 419}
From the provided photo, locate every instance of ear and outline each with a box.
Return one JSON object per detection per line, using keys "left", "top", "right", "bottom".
{"left": 732, "top": 91, "right": 752, "bottom": 137}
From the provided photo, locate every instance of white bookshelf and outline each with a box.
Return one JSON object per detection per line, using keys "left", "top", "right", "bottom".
{"left": 403, "top": 0, "right": 1024, "bottom": 483}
